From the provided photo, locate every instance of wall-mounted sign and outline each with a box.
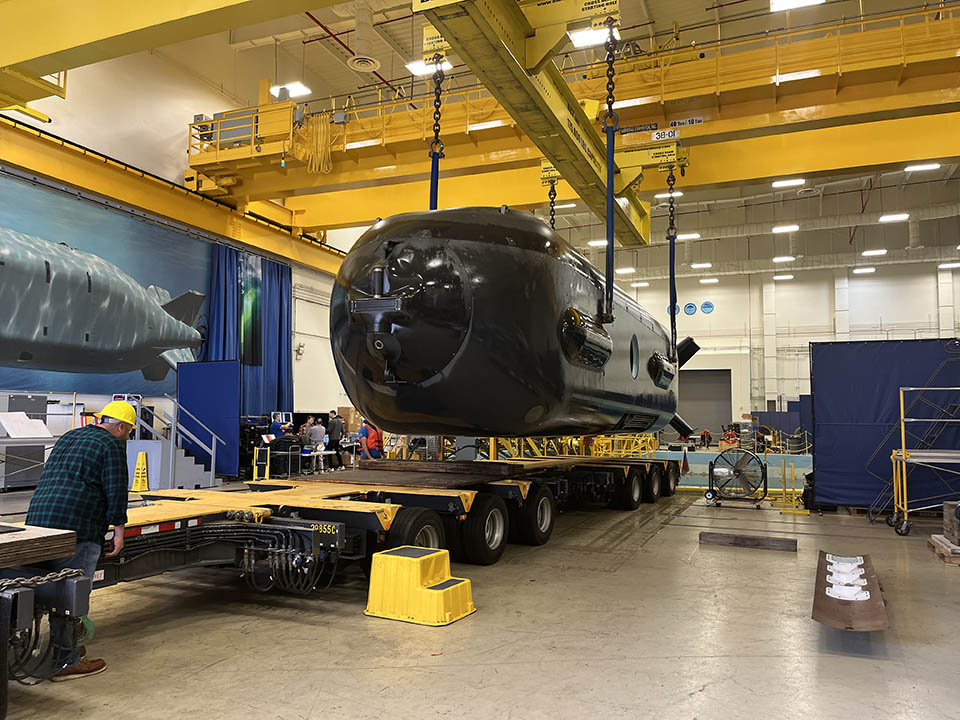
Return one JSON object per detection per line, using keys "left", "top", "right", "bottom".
{"left": 701, "top": 301, "right": 715, "bottom": 314}
{"left": 683, "top": 302, "right": 697, "bottom": 315}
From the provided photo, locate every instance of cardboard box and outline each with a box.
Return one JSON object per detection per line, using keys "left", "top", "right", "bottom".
{"left": 944, "top": 501, "right": 960, "bottom": 545}
{"left": 337, "top": 406, "right": 362, "bottom": 434}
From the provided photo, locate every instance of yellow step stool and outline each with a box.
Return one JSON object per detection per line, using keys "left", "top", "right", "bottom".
{"left": 364, "top": 546, "right": 476, "bottom": 626}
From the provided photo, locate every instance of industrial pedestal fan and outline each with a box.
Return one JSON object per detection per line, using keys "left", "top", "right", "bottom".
{"left": 705, "top": 448, "right": 768, "bottom": 508}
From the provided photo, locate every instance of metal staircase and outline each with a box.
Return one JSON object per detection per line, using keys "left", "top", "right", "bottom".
{"left": 127, "top": 394, "right": 224, "bottom": 491}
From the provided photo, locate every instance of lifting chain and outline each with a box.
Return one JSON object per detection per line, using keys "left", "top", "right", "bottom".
{"left": 0, "top": 567, "right": 84, "bottom": 593}
{"left": 601, "top": 19, "right": 619, "bottom": 131}
{"left": 429, "top": 53, "right": 445, "bottom": 160}
{"left": 548, "top": 180, "right": 557, "bottom": 230}
{"left": 666, "top": 167, "right": 677, "bottom": 240}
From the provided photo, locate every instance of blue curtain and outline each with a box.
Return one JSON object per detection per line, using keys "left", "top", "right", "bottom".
{"left": 206, "top": 244, "right": 293, "bottom": 417}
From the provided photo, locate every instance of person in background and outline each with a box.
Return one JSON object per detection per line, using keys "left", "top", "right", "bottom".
{"left": 327, "top": 410, "right": 345, "bottom": 471}
{"left": 359, "top": 419, "right": 383, "bottom": 460}
{"left": 299, "top": 415, "right": 316, "bottom": 436}
{"left": 269, "top": 412, "right": 291, "bottom": 437}
{"left": 308, "top": 419, "right": 326, "bottom": 448}
{"left": 25, "top": 400, "right": 134, "bottom": 680}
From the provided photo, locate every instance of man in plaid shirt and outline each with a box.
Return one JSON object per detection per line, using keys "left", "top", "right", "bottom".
{"left": 26, "top": 400, "right": 134, "bottom": 681}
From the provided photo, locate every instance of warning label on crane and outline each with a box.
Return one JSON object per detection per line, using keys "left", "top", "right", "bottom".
{"left": 619, "top": 142, "right": 679, "bottom": 166}
{"left": 540, "top": 159, "right": 562, "bottom": 186}
{"left": 422, "top": 23, "right": 451, "bottom": 62}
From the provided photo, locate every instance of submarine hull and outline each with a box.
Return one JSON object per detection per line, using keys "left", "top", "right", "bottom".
{"left": 330, "top": 207, "right": 681, "bottom": 437}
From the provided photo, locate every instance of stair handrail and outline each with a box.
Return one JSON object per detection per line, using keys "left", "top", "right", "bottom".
{"left": 164, "top": 394, "right": 225, "bottom": 446}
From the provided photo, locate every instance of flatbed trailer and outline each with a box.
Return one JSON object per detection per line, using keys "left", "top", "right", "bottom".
{"left": 94, "top": 456, "right": 681, "bottom": 593}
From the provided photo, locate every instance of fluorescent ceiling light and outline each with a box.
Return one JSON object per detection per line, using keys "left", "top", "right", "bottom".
{"left": 772, "top": 69, "right": 821, "bottom": 83}
{"left": 770, "top": 0, "right": 825, "bottom": 10}
{"left": 904, "top": 163, "right": 940, "bottom": 172}
{"left": 852, "top": 267, "right": 876, "bottom": 274}
{"left": 270, "top": 81, "right": 312, "bottom": 98}
{"left": 654, "top": 191, "right": 683, "bottom": 199}
{"left": 699, "top": 278, "right": 719, "bottom": 284}
{"left": 587, "top": 239, "right": 608, "bottom": 247}
{"left": 677, "top": 232, "right": 701, "bottom": 240}
{"left": 405, "top": 59, "right": 453, "bottom": 76}
{"left": 466, "top": 119, "right": 506, "bottom": 132}
{"left": 614, "top": 267, "right": 635, "bottom": 275}
{"left": 772, "top": 255, "right": 795, "bottom": 263}
{"left": 568, "top": 26, "right": 620, "bottom": 49}
{"left": 939, "top": 262, "right": 960, "bottom": 269}
{"left": 862, "top": 249, "right": 887, "bottom": 257}
{"left": 554, "top": 203, "right": 577, "bottom": 209}
{"left": 773, "top": 274, "right": 794, "bottom": 280}
{"left": 879, "top": 213, "right": 910, "bottom": 223}
{"left": 631, "top": 281, "right": 650, "bottom": 288}
{"left": 772, "top": 224, "right": 799, "bottom": 233}
{"left": 690, "top": 262, "right": 712, "bottom": 269}
{"left": 611, "top": 97, "right": 652, "bottom": 110}
{"left": 344, "top": 139, "right": 381, "bottom": 150}
{"left": 772, "top": 178, "right": 805, "bottom": 188}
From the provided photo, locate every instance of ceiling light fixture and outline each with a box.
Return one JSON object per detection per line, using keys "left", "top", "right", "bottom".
{"left": 939, "top": 262, "right": 960, "bottom": 269}
{"left": 699, "top": 278, "right": 719, "bottom": 284}
{"left": 270, "top": 81, "right": 312, "bottom": 98}
{"left": 553, "top": 203, "right": 577, "bottom": 209}
{"left": 904, "top": 163, "right": 941, "bottom": 172}
{"left": 773, "top": 274, "right": 794, "bottom": 280}
{"left": 770, "top": 0, "right": 825, "bottom": 10}
{"left": 862, "top": 249, "right": 888, "bottom": 257}
{"left": 568, "top": 26, "right": 620, "bottom": 49}
{"left": 587, "top": 240, "right": 608, "bottom": 247}
{"left": 690, "top": 262, "right": 712, "bottom": 269}
{"left": 771, "top": 178, "right": 805, "bottom": 188}
{"left": 631, "top": 281, "right": 650, "bottom": 288}
{"left": 344, "top": 139, "right": 381, "bottom": 150}
{"left": 879, "top": 213, "right": 910, "bottom": 223}
{"left": 772, "top": 69, "right": 821, "bottom": 83}
{"left": 405, "top": 59, "right": 453, "bottom": 76}
{"left": 466, "top": 119, "right": 506, "bottom": 132}
{"left": 614, "top": 267, "right": 635, "bottom": 275}
{"left": 654, "top": 191, "right": 683, "bottom": 199}
{"left": 677, "top": 232, "right": 701, "bottom": 240}
{"left": 772, "top": 255, "right": 795, "bottom": 263}
{"left": 772, "top": 224, "right": 799, "bottom": 233}
{"left": 852, "top": 267, "right": 876, "bottom": 274}
{"left": 611, "top": 97, "right": 654, "bottom": 110}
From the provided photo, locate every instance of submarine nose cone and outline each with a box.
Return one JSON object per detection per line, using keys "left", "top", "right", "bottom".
{"left": 330, "top": 221, "right": 473, "bottom": 428}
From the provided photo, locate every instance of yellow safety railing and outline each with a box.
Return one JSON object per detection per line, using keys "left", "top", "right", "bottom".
{"left": 188, "top": 101, "right": 296, "bottom": 168}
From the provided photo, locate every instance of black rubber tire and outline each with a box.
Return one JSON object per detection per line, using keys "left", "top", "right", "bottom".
{"left": 642, "top": 464, "right": 663, "bottom": 503}
{"left": 462, "top": 493, "right": 510, "bottom": 565}
{"left": 662, "top": 462, "right": 679, "bottom": 497}
{"left": 387, "top": 507, "right": 446, "bottom": 549}
{"left": 895, "top": 520, "right": 912, "bottom": 536}
{"left": 516, "top": 484, "right": 557, "bottom": 545}
{"left": 885, "top": 512, "right": 897, "bottom": 528}
{"left": 704, "top": 489, "right": 715, "bottom": 502}
{"left": 615, "top": 467, "right": 643, "bottom": 510}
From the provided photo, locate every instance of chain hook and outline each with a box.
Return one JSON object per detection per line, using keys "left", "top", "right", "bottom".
{"left": 547, "top": 180, "right": 557, "bottom": 230}
{"left": 666, "top": 166, "right": 678, "bottom": 239}
{"left": 429, "top": 53, "right": 445, "bottom": 159}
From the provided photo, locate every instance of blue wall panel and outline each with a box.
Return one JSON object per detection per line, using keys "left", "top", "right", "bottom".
{"left": 177, "top": 360, "right": 240, "bottom": 477}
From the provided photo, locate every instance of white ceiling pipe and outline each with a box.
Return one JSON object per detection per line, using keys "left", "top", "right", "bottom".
{"left": 650, "top": 201, "right": 960, "bottom": 243}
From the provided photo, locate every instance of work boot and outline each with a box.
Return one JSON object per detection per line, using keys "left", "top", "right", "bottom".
{"left": 51, "top": 658, "right": 106, "bottom": 681}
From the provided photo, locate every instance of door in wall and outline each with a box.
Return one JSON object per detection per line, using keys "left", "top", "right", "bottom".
{"left": 677, "top": 369, "right": 732, "bottom": 436}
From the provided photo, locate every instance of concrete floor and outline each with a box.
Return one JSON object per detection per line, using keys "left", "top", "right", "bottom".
{"left": 8, "top": 494, "right": 960, "bottom": 720}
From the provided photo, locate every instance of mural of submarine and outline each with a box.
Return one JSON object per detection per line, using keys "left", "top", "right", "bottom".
{"left": 0, "top": 226, "right": 204, "bottom": 381}
{"left": 330, "top": 206, "right": 698, "bottom": 437}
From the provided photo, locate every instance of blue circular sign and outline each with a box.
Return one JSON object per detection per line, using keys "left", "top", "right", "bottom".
{"left": 683, "top": 302, "right": 697, "bottom": 316}
{"left": 701, "top": 301, "right": 715, "bottom": 314}
{"left": 668, "top": 304, "right": 680, "bottom": 316}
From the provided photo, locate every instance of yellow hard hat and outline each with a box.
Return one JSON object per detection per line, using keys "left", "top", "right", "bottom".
{"left": 95, "top": 400, "right": 137, "bottom": 426}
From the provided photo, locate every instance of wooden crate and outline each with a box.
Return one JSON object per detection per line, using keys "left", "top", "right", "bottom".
{"left": 944, "top": 501, "right": 960, "bottom": 545}
{"left": 928, "top": 534, "right": 960, "bottom": 566}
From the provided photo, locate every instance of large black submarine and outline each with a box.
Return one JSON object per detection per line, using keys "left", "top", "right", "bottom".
{"left": 329, "top": 206, "right": 697, "bottom": 437}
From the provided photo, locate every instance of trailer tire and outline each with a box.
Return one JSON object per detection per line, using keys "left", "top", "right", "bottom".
{"left": 662, "top": 462, "right": 679, "bottom": 497}
{"left": 642, "top": 464, "right": 662, "bottom": 503}
{"left": 616, "top": 468, "right": 644, "bottom": 510}
{"left": 516, "top": 484, "right": 556, "bottom": 545}
{"left": 388, "top": 507, "right": 446, "bottom": 549}
{"left": 463, "top": 493, "right": 509, "bottom": 565}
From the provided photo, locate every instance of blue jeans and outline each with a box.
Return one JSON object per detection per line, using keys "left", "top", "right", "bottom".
{"left": 42, "top": 541, "right": 101, "bottom": 669}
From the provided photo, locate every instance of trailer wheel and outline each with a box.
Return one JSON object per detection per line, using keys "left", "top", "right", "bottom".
{"left": 516, "top": 484, "right": 556, "bottom": 545}
{"left": 615, "top": 467, "right": 644, "bottom": 511}
{"left": 463, "top": 493, "right": 509, "bottom": 565}
{"left": 662, "top": 462, "right": 680, "bottom": 497}
{"left": 388, "top": 507, "right": 446, "bottom": 549}
{"left": 642, "top": 464, "right": 662, "bottom": 503}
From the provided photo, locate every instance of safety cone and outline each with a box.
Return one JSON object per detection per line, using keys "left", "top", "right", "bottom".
{"left": 681, "top": 448, "right": 690, "bottom": 476}
{"left": 132, "top": 451, "right": 149, "bottom": 492}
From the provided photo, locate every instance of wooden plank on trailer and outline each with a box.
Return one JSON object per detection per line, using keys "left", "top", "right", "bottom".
{"left": 698, "top": 531, "right": 798, "bottom": 552}
{"left": 0, "top": 523, "right": 75, "bottom": 569}
{"left": 812, "top": 551, "right": 889, "bottom": 631}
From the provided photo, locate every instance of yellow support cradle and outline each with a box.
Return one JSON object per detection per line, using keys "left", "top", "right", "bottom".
{"left": 364, "top": 547, "right": 476, "bottom": 627}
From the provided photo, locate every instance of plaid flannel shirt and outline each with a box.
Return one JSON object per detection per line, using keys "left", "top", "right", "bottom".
{"left": 26, "top": 424, "right": 129, "bottom": 543}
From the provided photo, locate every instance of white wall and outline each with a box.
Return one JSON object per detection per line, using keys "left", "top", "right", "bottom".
{"left": 291, "top": 266, "right": 350, "bottom": 412}
{"left": 27, "top": 52, "right": 240, "bottom": 182}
